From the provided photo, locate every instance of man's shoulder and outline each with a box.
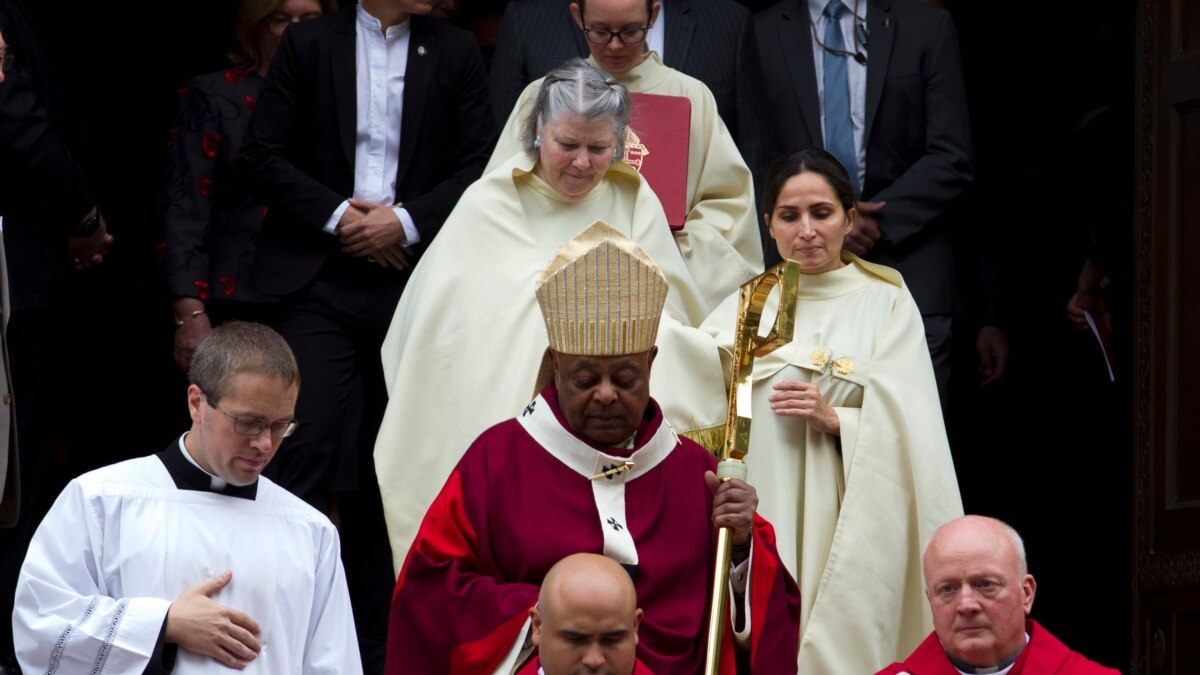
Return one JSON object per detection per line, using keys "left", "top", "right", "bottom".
{"left": 873, "top": 630, "right": 947, "bottom": 674}
{"left": 467, "top": 416, "right": 533, "bottom": 452}
{"left": 448, "top": 416, "right": 545, "bottom": 482}
{"left": 281, "top": 6, "right": 351, "bottom": 43}
{"left": 257, "top": 476, "right": 338, "bottom": 529}
{"left": 889, "top": 0, "right": 952, "bottom": 19}
{"left": 885, "top": 0, "right": 956, "bottom": 36}
{"left": 672, "top": 434, "right": 718, "bottom": 468}
{"left": 875, "top": 623, "right": 1122, "bottom": 675}
{"left": 755, "top": 0, "right": 800, "bottom": 23}
{"left": 641, "top": 409, "right": 718, "bottom": 475}
{"left": 1027, "top": 621, "right": 1122, "bottom": 675}
{"left": 73, "top": 454, "right": 169, "bottom": 493}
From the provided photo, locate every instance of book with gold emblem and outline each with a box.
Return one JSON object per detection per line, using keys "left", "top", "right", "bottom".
{"left": 623, "top": 92, "right": 691, "bottom": 230}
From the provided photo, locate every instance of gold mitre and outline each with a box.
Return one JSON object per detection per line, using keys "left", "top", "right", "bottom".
{"left": 535, "top": 220, "right": 668, "bottom": 356}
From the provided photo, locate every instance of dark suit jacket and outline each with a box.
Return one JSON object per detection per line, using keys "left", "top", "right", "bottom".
{"left": 240, "top": 7, "right": 496, "bottom": 297}
{"left": 0, "top": 0, "right": 94, "bottom": 311}
{"left": 756, "top": 0, "right": 973, "bottom": 315}
{"left": 489, "top": 0, "right": 770, "bottom": 182}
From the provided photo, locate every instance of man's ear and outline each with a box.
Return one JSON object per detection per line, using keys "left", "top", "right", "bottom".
{"left": 1021, "top": 574, "right": 1037, "bottom": 616}
{"left": 187, "top": 384, "right": 206, "bottom": 426}
{"left": 530, "top": 605, "right": 543, "bottom": 647}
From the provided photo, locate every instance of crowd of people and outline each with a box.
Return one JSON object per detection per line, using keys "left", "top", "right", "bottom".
{"left": 0, "top": 0, "right": 1128, "bottom": 673}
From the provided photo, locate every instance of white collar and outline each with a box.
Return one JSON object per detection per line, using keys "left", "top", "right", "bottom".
{"left": 516, "top": 392, "right": 678, "bottom": 483}
{"left": 178, "top": 432, "right": 227, "bottom": 491}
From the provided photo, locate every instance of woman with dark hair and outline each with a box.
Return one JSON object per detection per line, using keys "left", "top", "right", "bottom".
{"left": 162, "top": 0, "right": 333, "bottom": 372}
{"left": 701, "top": 149, "right": 963, "bottom": 674}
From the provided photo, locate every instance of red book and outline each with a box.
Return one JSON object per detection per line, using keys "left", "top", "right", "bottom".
{"left": 625, "top": 92, "right": 691, "bottom": 230}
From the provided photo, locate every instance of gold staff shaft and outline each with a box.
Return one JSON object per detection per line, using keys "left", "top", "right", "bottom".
{"left": 704, "top": 261, "right": 799, "bottom": 675}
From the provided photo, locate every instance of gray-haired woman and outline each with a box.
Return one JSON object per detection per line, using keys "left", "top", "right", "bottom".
{"left": 519, "top": 58, "right": 630, "bottom": 201}
{"left": 372, "top": 58, "right": 726, "bottom": 578}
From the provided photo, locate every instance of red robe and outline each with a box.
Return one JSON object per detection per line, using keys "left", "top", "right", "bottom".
{"left": 386, "top": 385, "right": 800, "bottom": 674}
{"left": 516, "top": 655, "right": 656, "bottom": 675}
{"left": 874, "top": 620, "right": 1120, "bottom": 675}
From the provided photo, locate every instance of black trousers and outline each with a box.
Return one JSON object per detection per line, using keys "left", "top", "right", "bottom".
{"left": 264, "top": 255, "right": 403, "bottom": 675}
{"left": 923, "top": 313, "right": 953, "bottom": 412}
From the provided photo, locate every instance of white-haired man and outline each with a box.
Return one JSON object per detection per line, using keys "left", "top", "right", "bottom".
{"left": 876, "top": 515, "right": 1119, "bottom": 675}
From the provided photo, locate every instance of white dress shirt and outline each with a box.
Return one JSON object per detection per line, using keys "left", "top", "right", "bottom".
{"left": 323, "top": 3, "right": 420, "bottom": 244}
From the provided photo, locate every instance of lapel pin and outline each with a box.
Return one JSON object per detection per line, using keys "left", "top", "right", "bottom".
{"left": 417, "top": 45, "right": 427, "bottom": 56}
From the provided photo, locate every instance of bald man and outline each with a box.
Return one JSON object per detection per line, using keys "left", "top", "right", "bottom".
{"left": 522, "top": 554, "right": 652, "bottom": 675}
{"left": 876, "top": 516, "right": 1119, "bottom": 675}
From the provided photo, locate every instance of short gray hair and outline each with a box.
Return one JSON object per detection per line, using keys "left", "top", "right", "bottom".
{"left": 189, "top": 322, "right": 300, "bottom": 403}
{"left": 999, "top": 520, "right": 1029, "bottom": 576}
{"left": 522, "top": 58, "right": 631, "bottom": 158}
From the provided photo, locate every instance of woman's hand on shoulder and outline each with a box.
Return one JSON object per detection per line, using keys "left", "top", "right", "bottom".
{"left": 768, "top": 380, "right": 840, "bottom": 436}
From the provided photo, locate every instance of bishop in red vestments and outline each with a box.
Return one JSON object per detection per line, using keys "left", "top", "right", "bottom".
{"left": 384, "top": 222, "right": 800, "bottom": 674}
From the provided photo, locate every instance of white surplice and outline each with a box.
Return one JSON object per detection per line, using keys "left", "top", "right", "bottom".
{"left": 13, "top": 448, "right": 362, "bottom": 674}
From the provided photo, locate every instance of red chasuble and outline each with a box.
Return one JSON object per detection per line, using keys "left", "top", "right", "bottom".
{"left": 874, "top": 620, "right": 1121, "bottom": 675}
{"left": 386, "top": 385, "right": 800, "bottom": 675}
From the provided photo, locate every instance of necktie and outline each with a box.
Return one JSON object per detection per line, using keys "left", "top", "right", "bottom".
{"left": 822, "top": 0, "right": 859, "bottom": 194}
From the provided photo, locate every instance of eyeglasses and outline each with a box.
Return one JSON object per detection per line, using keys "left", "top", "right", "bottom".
{"left": 265, "top": 12, "right": 320, "bottom": 36}
{"left": 582, "top": 25, "right": 649, "bottom": 45}
{"left": 206, "top": 396, "right": 298, "bottom": 439}
{"left": 0, "top": 52, "right": 13, "bottom": 72}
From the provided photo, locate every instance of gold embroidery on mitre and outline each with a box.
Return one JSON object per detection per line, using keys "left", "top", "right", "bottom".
{"left": 535, "top": 221, "right": 668, "bottom": 356}
{"left": 622, "top": 127, "right": 649, "bottom": 173}
{"left": 833, "top": 357, "right": 854, "bottom": 375}
{"left": 810, "top": 349, "right": 831, "bottom": 368}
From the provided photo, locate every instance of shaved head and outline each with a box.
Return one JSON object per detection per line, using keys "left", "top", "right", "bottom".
{"left": 532, "top": 553, "right": 642, "bottom": 675}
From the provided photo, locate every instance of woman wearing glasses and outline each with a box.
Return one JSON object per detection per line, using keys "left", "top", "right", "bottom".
{"left": 161, "top": 0, "right": 333, "bottom": 373}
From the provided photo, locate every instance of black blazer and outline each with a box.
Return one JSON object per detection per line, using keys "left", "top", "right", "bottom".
{"left": 0, "top": 0, "right": 94, "bottom": 311}
{"left": 489, "top": 0, "right": 770, "bottom": 182}
{"left": 756, "top": 0, "right": 973, "bottom": 314}
{"left": 239, "top": 7, "right": 497, "bottom": 296}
